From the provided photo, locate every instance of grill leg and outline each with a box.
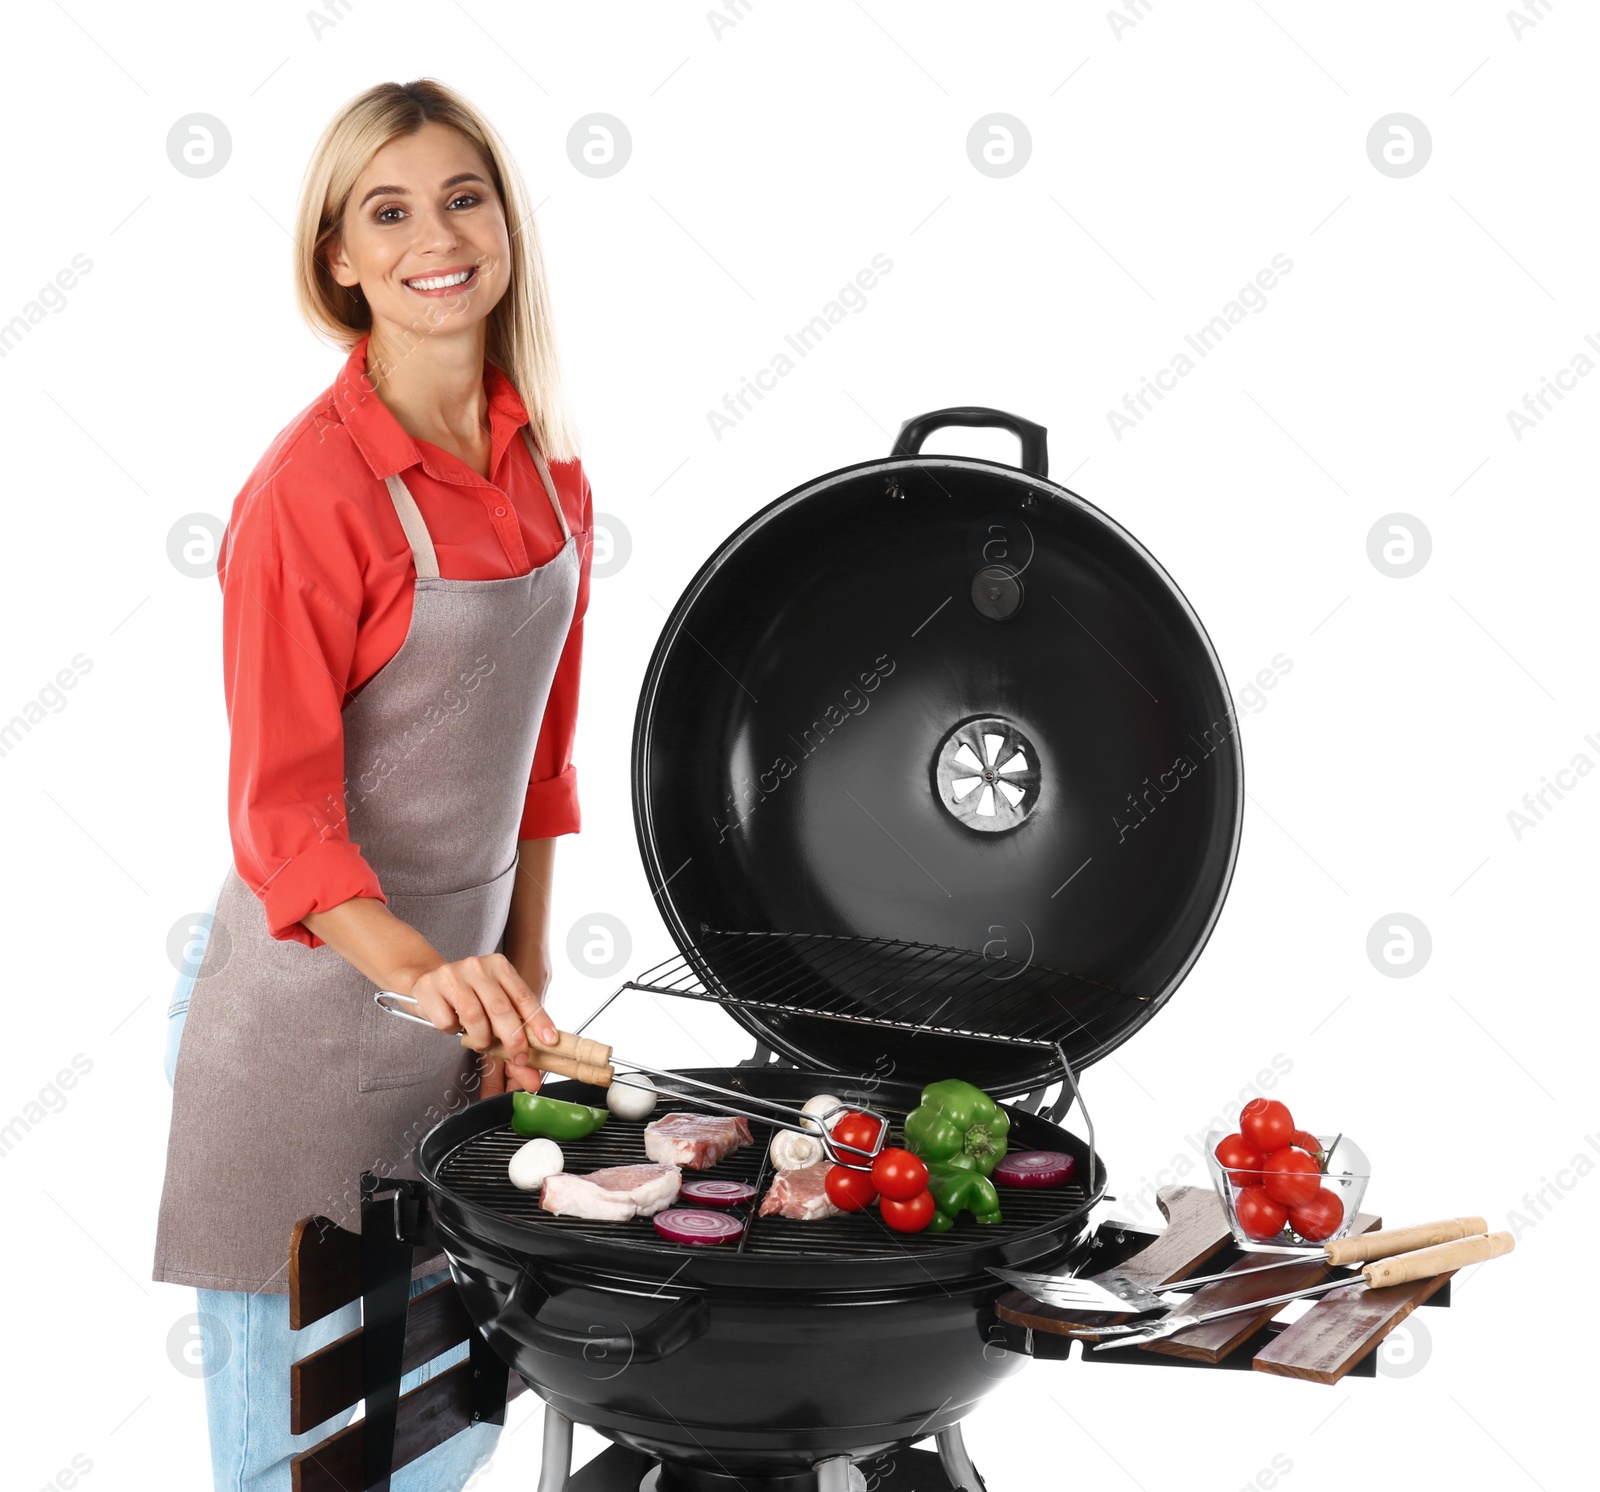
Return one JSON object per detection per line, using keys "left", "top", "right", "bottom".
{"left": 935, "top": 1425, "right": 988, "bottom": 1492}
{"left": 536, "top": 1404, "right": 573, "bottom": 1492}
{"left": 814, "top": 1455, "right": 866, "bottom": 1492}
{"left": 359, "top": 1174, "right": 413, "bottom": 1492}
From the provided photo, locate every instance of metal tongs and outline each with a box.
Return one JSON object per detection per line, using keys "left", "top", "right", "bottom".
{"left": 374, "top": 991, "right": 890, "bottom": 1169}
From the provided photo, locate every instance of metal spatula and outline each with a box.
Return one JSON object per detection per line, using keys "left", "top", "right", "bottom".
{"left": 989, "top": 1215, "right": 1488, "bottom": 1314}
{"left": 1068, "top": 1230, "right": 1514, "bottom": 1349}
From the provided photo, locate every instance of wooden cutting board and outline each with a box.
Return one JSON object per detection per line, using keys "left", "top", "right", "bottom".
{"left": 1252, "top": 1270, "right": 1453, "bottom": 1384}
{"left": 1138, "top": 1210, "right": 1380, "bottom": 1363}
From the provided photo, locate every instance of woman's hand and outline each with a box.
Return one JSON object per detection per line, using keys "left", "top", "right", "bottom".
{"left": 478, "top": 1050, "right": 545, "bottom": 1097}
{"left": 299, "top": 893, "right": 559, "bottom": 1086}
{"left": 476, "top": 944, "right": 554, "bottom": 1097}
{"left": 473, "top": 836, "right": 562, "bottom": 1100}
{"left": 405, "top": 951, "right": 558, "bottom": 1071}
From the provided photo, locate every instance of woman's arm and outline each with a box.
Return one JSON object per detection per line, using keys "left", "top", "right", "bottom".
{"left": 504, "top": 836, "right": 557, "bottom": 977}
{"left": 303, "top": 892, "right": 559, "bottom": 1068}
{"left": 218, "top": 477, "right": 387, "bottom": 948}
{"left": 480, "top": 837, "right": 559, "bottom": 1095}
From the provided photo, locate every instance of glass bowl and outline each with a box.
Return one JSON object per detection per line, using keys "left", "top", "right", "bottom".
{"left": 1204, "top": 1131, "right": 1370, "bottom": 1249}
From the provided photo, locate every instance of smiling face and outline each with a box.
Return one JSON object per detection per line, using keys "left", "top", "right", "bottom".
{"left": 326, "top": 120, "right": 510, "bottom": 343}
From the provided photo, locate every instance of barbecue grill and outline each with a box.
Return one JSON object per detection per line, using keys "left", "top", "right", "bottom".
{"left": 401, "top": 408, "right": 1244, "bottom": 1491}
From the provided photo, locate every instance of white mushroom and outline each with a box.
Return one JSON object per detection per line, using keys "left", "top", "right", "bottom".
{"left": 508, "top": 1138, "right": 564, "bottom": 1192}
{"left": 606, "top": 1074, "right": 658, "bottom": 1120}
{"left": 799, "top": 1094, "right": 844, "bottom": 1133}
{"left": 769, "top": 1094, "right": 847, "bottom": 1170}
{"left": 769, "top": 1128, "right": 825, "bottom": 1171}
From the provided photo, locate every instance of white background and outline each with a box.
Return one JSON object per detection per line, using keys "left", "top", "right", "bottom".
{"left": 2, "top": 3, "right": 1594, "bottom": 1490}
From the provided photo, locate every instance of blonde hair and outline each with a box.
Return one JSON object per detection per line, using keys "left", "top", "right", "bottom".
{"left": 292, "top": 78, "right": 579, "bottom": 463}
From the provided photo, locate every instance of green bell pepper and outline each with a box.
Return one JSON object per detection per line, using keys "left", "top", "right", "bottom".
{"left": 926, "top": 1164, "right": 1003, "bottom": 1228}
{"left": 903, "top": 1079, "right": 1011, "bottom": 1227}
{"left": 511, "top": 1090, "right": 609, "bottom": 1140}
{"left": 903, "top": 1079, "right": 1011, "bottom": 1174}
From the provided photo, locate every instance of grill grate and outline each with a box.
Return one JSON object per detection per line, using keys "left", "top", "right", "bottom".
{"left": 438, "top": 1096, "right": 1089, "bottom": 1258}
{"left": 623, "top": 928, "right": 1145, "bottom": 1050}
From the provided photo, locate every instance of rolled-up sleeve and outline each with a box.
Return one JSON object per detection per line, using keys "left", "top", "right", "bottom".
{"left": 518, "top": 462, "right": 593, "bottom": 841}
{"left": 219, "top": 485, "right": 384, "bottom": 946}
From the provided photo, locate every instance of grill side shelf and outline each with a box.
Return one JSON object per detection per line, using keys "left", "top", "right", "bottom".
{"left": 994, "top": 1187, "right": 1451, "bottom": 1386}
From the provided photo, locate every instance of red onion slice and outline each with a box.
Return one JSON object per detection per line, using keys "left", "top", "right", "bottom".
{"left": 652, "top": 1208, "right": 746, "bottom": 1245}
{"left": 678, "top": 1178, "right": 757, "bottom": 1208}
{"left": 994, "top": 1150, "right": 1076, "bottom": 1188}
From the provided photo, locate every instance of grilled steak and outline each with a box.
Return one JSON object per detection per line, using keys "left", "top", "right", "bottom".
{"left": 758, "top": 1161, "right": 842, "bottom": 1221}
{"left": 644, "top": 1112, "right": 754, "bottom": 1170}
{"left": 540, "top": 1162, "right": 682, "bottom": 1220}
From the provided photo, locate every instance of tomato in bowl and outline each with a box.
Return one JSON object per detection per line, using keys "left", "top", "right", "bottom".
{"left": 1204, "top": 1126, "right": 1370, "bottom": 1248}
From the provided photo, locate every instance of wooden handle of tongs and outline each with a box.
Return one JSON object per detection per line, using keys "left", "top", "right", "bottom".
{"left": 1324, "top": 1215, "right": 1488, "bottom": 1266}
{"left": 1358, "top": 1231, "right": 1514, "bottom": 1290}
{"left": 463, "top": 1027, "right": 616, "bottom": 1086}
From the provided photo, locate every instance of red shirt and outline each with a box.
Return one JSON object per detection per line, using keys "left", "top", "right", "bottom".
{"left": 218, "top": 335, "right": 592, "bottom": 947}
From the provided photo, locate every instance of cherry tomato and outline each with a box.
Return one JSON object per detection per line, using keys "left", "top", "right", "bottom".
{"left": 1239, "top": 1098, "right": 1296, "bottom": 1155}
{"left": 879, "top": 1190, "right": 936, "bottom": 1232}
{"left": 1290, "top": 1129, "right": 1322, "bottom": 1159}
{"left": 870, "top": 1147, "right": 929, "bottom": 1202}
{"left": 824, "top": 1164, "right": 878, "bottom": 1212}
{"left": 1213, "top": 1132, "right": 1265, "bottom": 1189}
{"left": 831, "top": 1110, "right": 885, "bottom": 1162}
{"left": 1234, "top": 1185, "right": 1289, "bottom": 1242}
{"left": 1289, "top": 1187, "right": 1345, "bottom": 1243}
{"left": 1262, "top": 1146, "right": 1321, "bottom": 1207}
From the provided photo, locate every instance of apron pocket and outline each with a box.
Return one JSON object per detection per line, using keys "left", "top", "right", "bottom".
{"left": 358, "top": 858, "right": 520, "bottom": 1093}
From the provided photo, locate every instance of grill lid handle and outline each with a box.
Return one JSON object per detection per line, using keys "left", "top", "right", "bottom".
{"left": 891, "top": 406, "right": 1049, "bottom": 478}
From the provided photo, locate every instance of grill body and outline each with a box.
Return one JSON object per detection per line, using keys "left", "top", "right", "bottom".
{"left": 405, "top": 408, "right": 1242, "bottom": 1478}
{"left": 418, "top": 1069, "right": 1096, "bottom": 1472}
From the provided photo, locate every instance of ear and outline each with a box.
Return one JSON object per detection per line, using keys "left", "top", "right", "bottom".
{"left": 325, "top": 234, "right": 358, "bottom": 290}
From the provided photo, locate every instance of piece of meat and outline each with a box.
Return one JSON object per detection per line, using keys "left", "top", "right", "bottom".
{"left": 643, "top": 1112, "right": 754, "bottom": 1170}
{"left": 758, "top": 1161, "right": 842, "bottom": 1221}
{"left": 539, "top": 1162, "right": 682, "bottom": 1220}
{"left": 539, "top": 1171, "right": 637, "bottom": 1222}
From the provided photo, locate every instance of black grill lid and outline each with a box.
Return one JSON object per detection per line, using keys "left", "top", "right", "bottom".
{"left": 631, "top": 409, "right": 1242, "bottom": 1098}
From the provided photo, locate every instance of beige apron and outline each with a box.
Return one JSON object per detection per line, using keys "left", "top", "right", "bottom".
{"left": 153, "top": 427, "right": 580, "bottom": 1294}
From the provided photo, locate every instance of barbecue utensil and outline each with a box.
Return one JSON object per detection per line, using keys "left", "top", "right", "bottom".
{"left": 1069, "top": 1231, "right": 1514, "bottom": 1349}
{"left": 990, "top": 1215, "right": 1489, "bottom": 1314}
{"left": 373, "top": 991, "right": 891, "bottom": 1168}
{"left": 985, "top": 1227, "right": 1111, "bottom": 1302}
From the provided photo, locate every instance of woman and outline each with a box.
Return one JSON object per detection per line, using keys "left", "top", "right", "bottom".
{"left": 153, "top": 79, "right": 593, "bottom": 1490}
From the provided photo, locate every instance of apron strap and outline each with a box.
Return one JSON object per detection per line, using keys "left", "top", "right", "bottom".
{"left": 381, "top": 424, "right": 572, "bottom": 581}
{"left": 383, "top": 473, "right": 440, "bottom": 580}
{"left": 519, "top": 425, "right": 572, "bottom": 543}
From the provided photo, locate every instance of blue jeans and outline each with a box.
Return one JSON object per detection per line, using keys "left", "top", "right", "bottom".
{"left": 165, "top": 906, "right": 502, "bottom": 1490}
